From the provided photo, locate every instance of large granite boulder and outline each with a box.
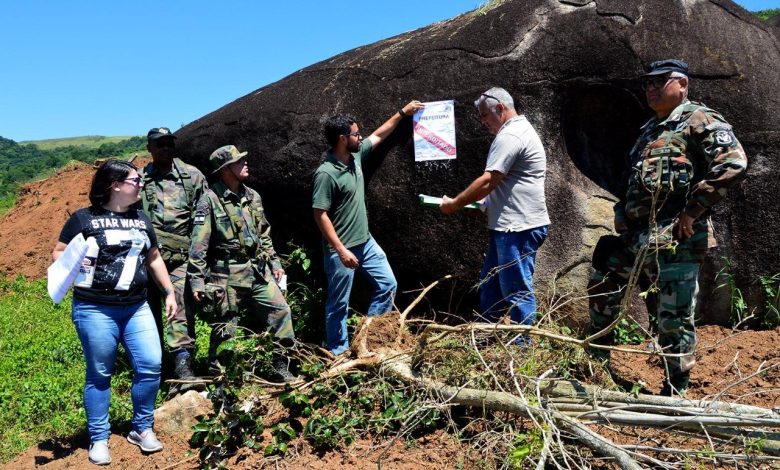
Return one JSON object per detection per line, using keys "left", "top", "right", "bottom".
{"left": 176, "top": 0, "right": 780, "bottom": 327}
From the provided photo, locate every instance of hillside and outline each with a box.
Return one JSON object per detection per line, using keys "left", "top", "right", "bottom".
{"left": 0, "top": 135, "right": 146, "bottom": 217}
{"left": 19, "top": 135, "right": 137, "bottom": 151}
{"left": 0, "top": 157, "right": 149, "bottom": 279}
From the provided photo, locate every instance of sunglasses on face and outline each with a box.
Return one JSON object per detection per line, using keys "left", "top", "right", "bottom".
{"left": 154, "top": 139, "right": 175, "bottom": 149}
{"left": 642, "top": 75, "right": 683, "bottom": 90}
{"left": 122, "top": 176, "right": 143, "bottom": 186}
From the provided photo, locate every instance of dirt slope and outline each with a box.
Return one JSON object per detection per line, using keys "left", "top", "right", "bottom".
{"left": 0, "top": 162, "right": 94, "bottom": 279}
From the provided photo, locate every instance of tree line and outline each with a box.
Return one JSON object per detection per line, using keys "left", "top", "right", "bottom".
{"left": 0, "top": 136, "right": 146, "bottom": 210}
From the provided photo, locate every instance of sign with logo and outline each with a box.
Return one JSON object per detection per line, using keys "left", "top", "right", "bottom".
{"left": 413, "top": 100, "right": 456, "bottom": 162}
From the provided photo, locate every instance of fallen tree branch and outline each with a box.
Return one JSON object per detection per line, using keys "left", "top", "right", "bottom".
{"left": 420, "top": 322, "right": 692, "bottom": 359}
{"left": 379, "top": 353, "right": 642, "bottom": 470}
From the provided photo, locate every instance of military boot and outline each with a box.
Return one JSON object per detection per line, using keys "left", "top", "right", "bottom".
{"left": 167, "top": 351, "right": 205, "bottom": 398}
{"left": 661, "top": 371, "right": 690, "bottom": 396}
{"left": 173, "top": 351, "right": 195, "bottom": 379}
{"left": 270, "top": 355, "right": 298, "bottom": 383}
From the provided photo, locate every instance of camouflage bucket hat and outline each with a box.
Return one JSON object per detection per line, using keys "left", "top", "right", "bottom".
{"left": 209, "top": 145, "right": 248, "bottom": 175}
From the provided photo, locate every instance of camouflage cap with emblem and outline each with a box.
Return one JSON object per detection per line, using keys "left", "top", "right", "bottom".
{"left": 147, "top": 127, "right": 177, "bottom": 140}
{"left": 209, "top": 145, "right": 248, "bottom": 175}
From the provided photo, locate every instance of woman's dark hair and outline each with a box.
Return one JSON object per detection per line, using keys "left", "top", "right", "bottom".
{"left": 323, "top": 113, "right": 358, "bottom": 147}
{"left": 89, "top": 159, "right": 137, "bottom": 207}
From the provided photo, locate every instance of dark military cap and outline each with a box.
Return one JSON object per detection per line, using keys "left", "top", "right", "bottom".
{"left": 147, "top": 127, "right": 177, "bottom": 140}
{"left": 644, "top": 59, "right": 689, "bottom": 76}
{"left": 209, "top": 145, "right": 248, "bottom": 174}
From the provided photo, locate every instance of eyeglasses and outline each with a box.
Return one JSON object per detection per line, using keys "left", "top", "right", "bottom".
{"left": 344, "top": 131, "right": 362, "bottom": 138}
{"left": 642, "top": 75, "right": 683, "bottom": 91}
{"left": 154, "top": 139, "right": 175, "bottom": 148}
{"left": 480, "top": 93, "right": 501, "bottom": 103}
{"left": 122, "top": 176, "right": 143, "bottom": 186}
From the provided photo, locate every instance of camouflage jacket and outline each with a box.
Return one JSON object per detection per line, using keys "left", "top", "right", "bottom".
{"left": 140, "top": 158, "right": 208, "bottom": 264}
{"left": 615, "top": 100, "right": 748, "bottom": 230}
{"left": 187, "top": 180, "right": 282, "bottom": 292}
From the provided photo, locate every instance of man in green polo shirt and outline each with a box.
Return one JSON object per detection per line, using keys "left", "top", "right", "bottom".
{"left": 312, "top": 100, "right": 423, "bottom": 355}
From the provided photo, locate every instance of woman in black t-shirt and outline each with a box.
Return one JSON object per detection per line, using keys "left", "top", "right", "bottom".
{"left": 52, "top": 159, "right": 176, "bottom": 465}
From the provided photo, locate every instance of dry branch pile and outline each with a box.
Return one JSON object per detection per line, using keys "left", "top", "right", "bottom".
{"left": 314, "top": 281, "right": 780, "bottom": 469}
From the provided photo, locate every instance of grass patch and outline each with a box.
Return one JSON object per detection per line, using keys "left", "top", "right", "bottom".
{"left": 19, "top": 135, "right": 137, "bottom": 151}
{"left": 0, "top": 277, "right": 135, "bottom": 463}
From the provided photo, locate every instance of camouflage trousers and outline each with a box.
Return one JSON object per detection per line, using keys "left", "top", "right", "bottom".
{"left": 148, "top": 262, "right": 196, "bottom": 353}
{"left": 588, "top": 220, "right": 708, "bottom": 376}
{"left": 204, "top": 266, "right": 294, "bottom": 361}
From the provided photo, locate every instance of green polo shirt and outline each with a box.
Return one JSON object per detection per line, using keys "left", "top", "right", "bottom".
{"left": 312, "top": 139, "right": 373, "bottom": 250}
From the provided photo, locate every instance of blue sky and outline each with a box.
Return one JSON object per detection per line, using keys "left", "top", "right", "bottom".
{"left": 1, "top": 0, "right": 776, "bottom": 142}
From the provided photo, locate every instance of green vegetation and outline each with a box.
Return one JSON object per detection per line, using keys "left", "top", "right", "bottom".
{"left": 0, "top": 135, "right": 146, "bottom": 214}
{"left": 759, "top": 273, "right": 780, "bottom": 328}
{"left": 282, "top": 242, "right": 325, "bottom": 343}
{"left": 0, "top": 277, "right": 135, "bottom": 462}
{"left": 20, "top": 135, "right": 136, "bottom": 151}
{"left": 192, "top": 332, "right": 445, "bottom": 468}
{"left": 613, "top": 316, "right": 645, "bottom": 345}
{"left": 755, "top": 9, "right": 779, "bottom": 20}
{"left": 716, "top": 257, "right": 780, "bottom": 328}
{"left": 716, "top": 257, "right": 748, "bottom": 326}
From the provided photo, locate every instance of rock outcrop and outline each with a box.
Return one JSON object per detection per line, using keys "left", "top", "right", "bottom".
{"left": 176, "top": 0, "right": 780, "bottom": 326}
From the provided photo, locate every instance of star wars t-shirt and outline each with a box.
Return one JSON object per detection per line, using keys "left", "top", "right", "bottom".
{"left": 58, "top": 206, "right": 158, "bottom": 305}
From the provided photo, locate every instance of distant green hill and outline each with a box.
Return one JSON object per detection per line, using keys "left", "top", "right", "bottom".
{"left": 755, "top": 8, "right": 779, "bottom": 20}
{"left": 20, "top": 135, "right": 136, "bottom": 151}
{"left": 0, "top": 135, "right": 146, "bottom": 214}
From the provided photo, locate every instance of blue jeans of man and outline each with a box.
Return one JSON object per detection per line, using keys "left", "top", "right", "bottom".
{"left": 72, "top": 298, "right": 162, "bottom": 442}
{"left": 480, "top": 226, "right": 548, "bottom": 325}
{"left": 323, "top": 236, "right": 397, "bottom": 355}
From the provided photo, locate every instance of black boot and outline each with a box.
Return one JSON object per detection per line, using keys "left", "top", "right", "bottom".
{"left": 270, "top": 355, "right": 298, "bottom": 383}
{"left": 173, "top": 351, "right": 195, "bottom": 379}
{"left": 661, "top": 371, "right": 690, "bottom": 396}
{"left": 167, "top": 351, "right": 204, "bottom": 398}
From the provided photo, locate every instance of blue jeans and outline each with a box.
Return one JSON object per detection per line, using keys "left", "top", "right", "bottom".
{"left": 72, "top": 298, "right": 162, "bottom": 442}
{"left": 479, "top": 226, "right": 548, "bottom": 325}
{"left": 323, "top": 237, "right": 397, "bottom": 355}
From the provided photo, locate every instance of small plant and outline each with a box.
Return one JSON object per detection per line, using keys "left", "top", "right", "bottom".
{"left": 715, "top": 257, "right": 748, "bottom": 326}
{"left": 264, "top": 422, "right": 296, "bottom": 456}
{"left": 759, "top": 273, "right": 780, "bottom": 328}
{"left": 507, "top": 427, "right": 545, "bottom": 468}
{"left": 745, "top": 435, "right": 767, "bottom": 455}
{"left": 613, "top": 317, "right": 645, "bottom": 345}
{"left": 282, "top": 242, "right": 326, "bottom": 343}
{"left": 190, "top": 401, "right": 265, "bottom": 464}
{"left": 278, "top": 389, "right": 312, "bottom": 418}
{"left": 305, "top": 412, "right": 358, "bottom": 450}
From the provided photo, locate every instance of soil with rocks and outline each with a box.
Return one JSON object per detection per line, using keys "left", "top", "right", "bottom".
{"left": 2, "top": 156, "right": 779, "bottom": 468}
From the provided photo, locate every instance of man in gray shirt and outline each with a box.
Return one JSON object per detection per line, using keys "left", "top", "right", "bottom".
{"left": 441, "top": 87, "right": 550, "bottom": 333}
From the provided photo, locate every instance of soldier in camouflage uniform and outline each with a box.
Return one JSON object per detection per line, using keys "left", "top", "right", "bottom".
{"left": 587, "top": 60, "right": 748, "bottom": 396}
{"left": 188, "top": 145, "right": 296, "bottom": 382}
{"left": 141, "top": 127, "right": 208, "bottom": 382}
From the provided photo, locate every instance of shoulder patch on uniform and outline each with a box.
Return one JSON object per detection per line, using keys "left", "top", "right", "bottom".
{"left": 713, "top": 129, "right": 735, "bottom": 146}
{"left": 193, "top": 197, "right": 212, "bottom": 225}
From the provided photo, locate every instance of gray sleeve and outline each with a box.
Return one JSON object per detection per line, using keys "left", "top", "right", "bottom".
{"left": 485, "top": 133, "right": 521, "bottom": 175}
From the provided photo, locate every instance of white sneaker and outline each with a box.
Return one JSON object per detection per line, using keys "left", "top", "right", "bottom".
{"left": 127, "top": 429, "right": 163, "bottom": 453}
{"left": 88, "top": 440, "right": 111, "bottom": 465}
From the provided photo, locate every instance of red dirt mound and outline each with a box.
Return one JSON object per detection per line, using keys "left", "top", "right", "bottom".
{"left": 0, "top": 162, "right": 94, "bottom": 279}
